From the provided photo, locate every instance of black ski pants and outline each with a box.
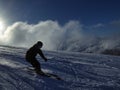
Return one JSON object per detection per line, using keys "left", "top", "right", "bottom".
{"left": 26, "top": 58, "right": 41, "bottom": 71}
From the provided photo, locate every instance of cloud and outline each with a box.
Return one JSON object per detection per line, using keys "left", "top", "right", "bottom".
{"left": 0, "top": 20, "right": 83, "bottom": 50}
{"left": 101, "top": 35, "right": 120, "bottom": 49}
{"left": 0, "top": 20, "right": 120, "bottom": 53}
{"left": 84, "top": 20, "right": 120, "bottom": 37}
{"left": 92, "top": 23, "right": 104, "bottom": 28}
{"left": 110, "top": 20, "right": 120, "bottom": 27}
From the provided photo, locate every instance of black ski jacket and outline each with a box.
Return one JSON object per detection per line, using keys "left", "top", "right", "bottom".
{"left": 26, "top": 44, "right": 46, "bottom": 61}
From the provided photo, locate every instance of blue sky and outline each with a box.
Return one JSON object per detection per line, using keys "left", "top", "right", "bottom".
{"left": 0, "top": 0, "right": 120, "bottom": 36}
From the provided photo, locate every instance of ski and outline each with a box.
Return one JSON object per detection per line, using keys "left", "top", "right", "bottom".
{"left": 23, "top": 67, "right": 62, "bottom": 80}
{"left": 37, "top": 72, "right": 62, "bottom": 80}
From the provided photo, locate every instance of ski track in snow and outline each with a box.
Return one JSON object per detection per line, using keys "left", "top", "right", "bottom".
{"left": 0, "top": 46, "right": 120, "bottom": 90}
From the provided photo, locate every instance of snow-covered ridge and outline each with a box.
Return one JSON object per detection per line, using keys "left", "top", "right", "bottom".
{"left": 0, "top": 45, "right": 120, "bottom": 90}
{"left": 57, "top": 36, "right": 120, "bottom": 55}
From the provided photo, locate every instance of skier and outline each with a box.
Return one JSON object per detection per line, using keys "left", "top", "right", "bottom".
{"left": 25, "top": 41, "right": 47, "bottom": 75}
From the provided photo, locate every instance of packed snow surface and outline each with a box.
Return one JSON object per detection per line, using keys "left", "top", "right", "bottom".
{"left": 0, "top": 45, "right": 120, "bottom": 90}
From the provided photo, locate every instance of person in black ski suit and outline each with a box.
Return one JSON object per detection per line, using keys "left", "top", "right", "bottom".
{"left": 25, "top": 41, "right": 47, "bottom": 74}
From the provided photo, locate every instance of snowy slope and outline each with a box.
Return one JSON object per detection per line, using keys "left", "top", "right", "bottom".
{"left": 0, "top": 46, "right": 120, "bottom": 90}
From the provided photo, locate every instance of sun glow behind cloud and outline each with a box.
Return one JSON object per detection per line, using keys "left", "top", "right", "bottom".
{"left": 0, "top": 18, "right": 6, "bottom": 35}
{"left": 0, "top": 21, "right": 4, "bottom": 30}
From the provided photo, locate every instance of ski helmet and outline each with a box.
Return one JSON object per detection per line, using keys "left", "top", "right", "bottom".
{"left": 37, "top": 41, "right": 43, "bottom": 47}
